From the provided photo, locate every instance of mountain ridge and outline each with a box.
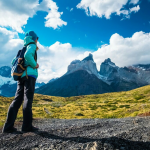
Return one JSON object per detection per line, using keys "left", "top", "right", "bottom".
{"left": 36, "top": 53, "right": 150, "bottom": 97}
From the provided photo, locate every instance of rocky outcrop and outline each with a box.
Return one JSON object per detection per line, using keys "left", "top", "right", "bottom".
{"left": 99, "top": 58, "right": 119, "bottom": 78}
{"left": 65, "top": 53, "right": 99, "bottom": 79}
{"left": 99, "top": 58, "right": 149, "bottom": 91}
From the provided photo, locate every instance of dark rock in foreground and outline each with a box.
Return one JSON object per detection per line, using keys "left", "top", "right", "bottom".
{"left": 0, "top": 117, "right": 150, "bottom": 150}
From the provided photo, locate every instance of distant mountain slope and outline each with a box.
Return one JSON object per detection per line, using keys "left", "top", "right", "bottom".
{"left": 35, "top": 70, "right": 113, "bottom": 97}
{"left": 99, "top": 58, "right": 150, "bottom": 91}
{"left": 36, "top": 54, "right": 150, "bottom": 97}
{"left": 0, "top": 66, "right": 46, "bottom": 97}
{"left": 1, "top": 53, "right": 150, "bottom": 97}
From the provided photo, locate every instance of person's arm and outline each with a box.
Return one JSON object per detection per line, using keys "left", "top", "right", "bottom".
{"left": 24, "top": 44, "right": 37, "bottom": 69}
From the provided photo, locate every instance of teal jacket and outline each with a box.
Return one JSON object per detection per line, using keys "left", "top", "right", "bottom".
{"left": 11, "top": 36, "right": 38, "bottom": 79}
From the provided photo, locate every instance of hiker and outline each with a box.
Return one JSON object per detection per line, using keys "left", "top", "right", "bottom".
{"left": 2, "top": 30, "right": 39, "bottom": 133}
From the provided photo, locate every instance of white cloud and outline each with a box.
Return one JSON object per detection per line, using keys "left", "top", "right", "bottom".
{"left": 1, "top": 28, "right": 150, "bottom": 84}
{"left": 34, "top": 31, "right": 150, "bottom": 82}
{"left": 0, "top": 0, "right": 39, "bottom": 33}
{"left": 0, "top": 0, "right": 67, "bottom": 33}
{"left": 0, "top": 27, "right": 83, "bottom": 83}
{"left": 130, "top": 5, "right": 140, "bottom": 13}
{"left": 37, "top": 42, "right": 83, "bottom": 83}
{"left": 130, "top": 0, "right": 139, "bottom": 4}
{"left": 77, "top": 0, "right": 140, "bottom": 19}
{"left": 66, "top": 7, "right": 73, "bottom": 12}
{"left": 0, "top": 27, "right": 23, "bottom": 66}
{"left": 91, "top": 31, "right": 150, "bottom": 70}
{"left": 38, "top": 0, "right": 67, "bottom": 29}
{"left": 70, "top": 8, "right": 74, "bottom": 11}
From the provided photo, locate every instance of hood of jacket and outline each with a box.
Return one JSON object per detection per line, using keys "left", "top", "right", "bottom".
{"left": 24, "top": 36, "right": 36, "bottom": 46}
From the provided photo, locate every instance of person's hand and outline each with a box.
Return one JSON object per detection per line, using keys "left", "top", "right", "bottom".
{"left": 35, "top": 63, "right": 39, "bottom": 69}
{"left": 36, "top": 46, "right": 39, "bottom": 51}
{"left": 18, "top": 58, "right": 22, "bottom": 63}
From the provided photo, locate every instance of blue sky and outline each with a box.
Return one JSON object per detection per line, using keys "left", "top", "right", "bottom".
{"left": 20, "top": 0, "right": 150, "bottom": 50}
{"left": 0, "top": 0, "right": 150, "bottom": 83}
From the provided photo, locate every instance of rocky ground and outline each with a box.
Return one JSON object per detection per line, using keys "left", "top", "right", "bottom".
{"left": 0, "top": 116, "right": 150, "bottom": 150}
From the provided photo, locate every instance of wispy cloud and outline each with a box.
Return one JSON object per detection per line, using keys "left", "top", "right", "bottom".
{"left": 39, "top": 0, "right": 67, "bottom": 29}
{"left": 1, "top": 28, "right": 150, "bottom": 83}
{"left": 0, "top": 0, "right": 67, "bottom": 33}
{"left": 0, "top": 27, "right": 87, "bottom": 83}
{"left": 92, "top": 31, "right": 150, "bottom": 70}
{"left": 77, "top": 0, "right": 140, "bottom": 19}
{"left": 66, "top": 7, "right": 74, "bottom": 11}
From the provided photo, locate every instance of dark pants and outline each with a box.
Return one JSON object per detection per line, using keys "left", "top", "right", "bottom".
{"left": 2, "top": 76, "right": 36, "bottom": 132}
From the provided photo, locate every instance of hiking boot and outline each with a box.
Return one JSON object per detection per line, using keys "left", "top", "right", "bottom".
{"left": 2, "top": 127, "right": 17, "bottom": 133}
{"left": 21, "top": 126, "right": 39, "bottom": 133}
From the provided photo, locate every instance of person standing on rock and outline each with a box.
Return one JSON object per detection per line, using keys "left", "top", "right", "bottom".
{"left": 2, "top": 30, "right": 39, "bottom": 133}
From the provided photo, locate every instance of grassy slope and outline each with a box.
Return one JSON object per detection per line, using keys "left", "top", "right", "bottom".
{"left": 1, "top": 85, "right": 150, "bottom": 127}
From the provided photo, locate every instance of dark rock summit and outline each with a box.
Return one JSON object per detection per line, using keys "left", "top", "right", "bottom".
{"left": 99, "top": 58, "right": 118, "bottom": 78}
{"left": 1, "top": 117, "right": 150, "bottom": 149}
{"left": 82, "top": 53, "right": 94, "bottom": 62}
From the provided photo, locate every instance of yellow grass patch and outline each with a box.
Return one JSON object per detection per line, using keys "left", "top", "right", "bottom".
{"left": 1, "top": 85, "right": 150, "bottom": 127}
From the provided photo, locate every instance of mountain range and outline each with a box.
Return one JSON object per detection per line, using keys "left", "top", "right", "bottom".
{"left": 1, "top": 53, "right": 150, "bottom": 97}
{"left": 35, "top": 53, "right": 150, "bottom": 97}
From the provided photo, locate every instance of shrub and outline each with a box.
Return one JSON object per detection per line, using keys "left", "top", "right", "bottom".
{"left": 75, "top": 113, "right": 84, "bottom": 116}
{"left": 119, "top": 105, "right": 130, "bottom": 108}
{"left": 89, "top": 104, "right": 99, "bottom": 110}
{"left": 134, "top": 94, "right": 145, "bottom": 100}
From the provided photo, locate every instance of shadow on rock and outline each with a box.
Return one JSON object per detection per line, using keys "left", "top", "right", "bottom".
{"left": 36, "top": 131, "right": 150, "bottom": 150}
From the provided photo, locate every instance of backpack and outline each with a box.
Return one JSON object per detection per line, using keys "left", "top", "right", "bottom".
{"left": 11, "top": 42, "right": 37, "bottom": 81}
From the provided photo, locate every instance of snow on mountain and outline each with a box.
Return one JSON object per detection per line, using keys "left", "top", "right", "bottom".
{"left": 35, "top": 82, "right": 45, "bottom": 89}
{"left": 0, "top": 75, "right": 16, "bottom": 87}
{"left": 63, "top": 53, "right": 101, "bottom": 80}
{"left": 133, "top": 64, "right": 150, "bottom": 71}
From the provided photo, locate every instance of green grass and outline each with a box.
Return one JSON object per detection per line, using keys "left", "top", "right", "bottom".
{"left": 1, "top": 85, "right": 150, "bottom": 127}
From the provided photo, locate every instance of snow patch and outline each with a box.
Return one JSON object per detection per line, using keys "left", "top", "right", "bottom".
{"left": 108, "top": 62, "right": 116, "bottom": 68}
{"left": 0, "top": 75, "right": 16, "bottom": 87}
{"left": 35, "top": 86, "right": 39, "bottom": 89}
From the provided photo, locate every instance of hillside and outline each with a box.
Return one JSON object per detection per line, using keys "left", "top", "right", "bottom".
{"left": 35, "top": 70, "right": 113, "bottom": 97}
{"left": 1, "top": 85, "right": 150, "bottom": 128}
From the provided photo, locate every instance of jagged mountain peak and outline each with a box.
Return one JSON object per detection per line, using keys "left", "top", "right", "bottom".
{"left": 102, "top": 58, "right": 117, "bottom": 68}
{"left": 70, "top": 60, "right": 81, "bottom": 65}
{"left": 82, "top": 53, "right": 94, "bottom": 62}
{"left": 64, "top": 53, "right": 99, "bottom": 79}
{"left": 104, "top": 58, "right": 111, "bottom": 63}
